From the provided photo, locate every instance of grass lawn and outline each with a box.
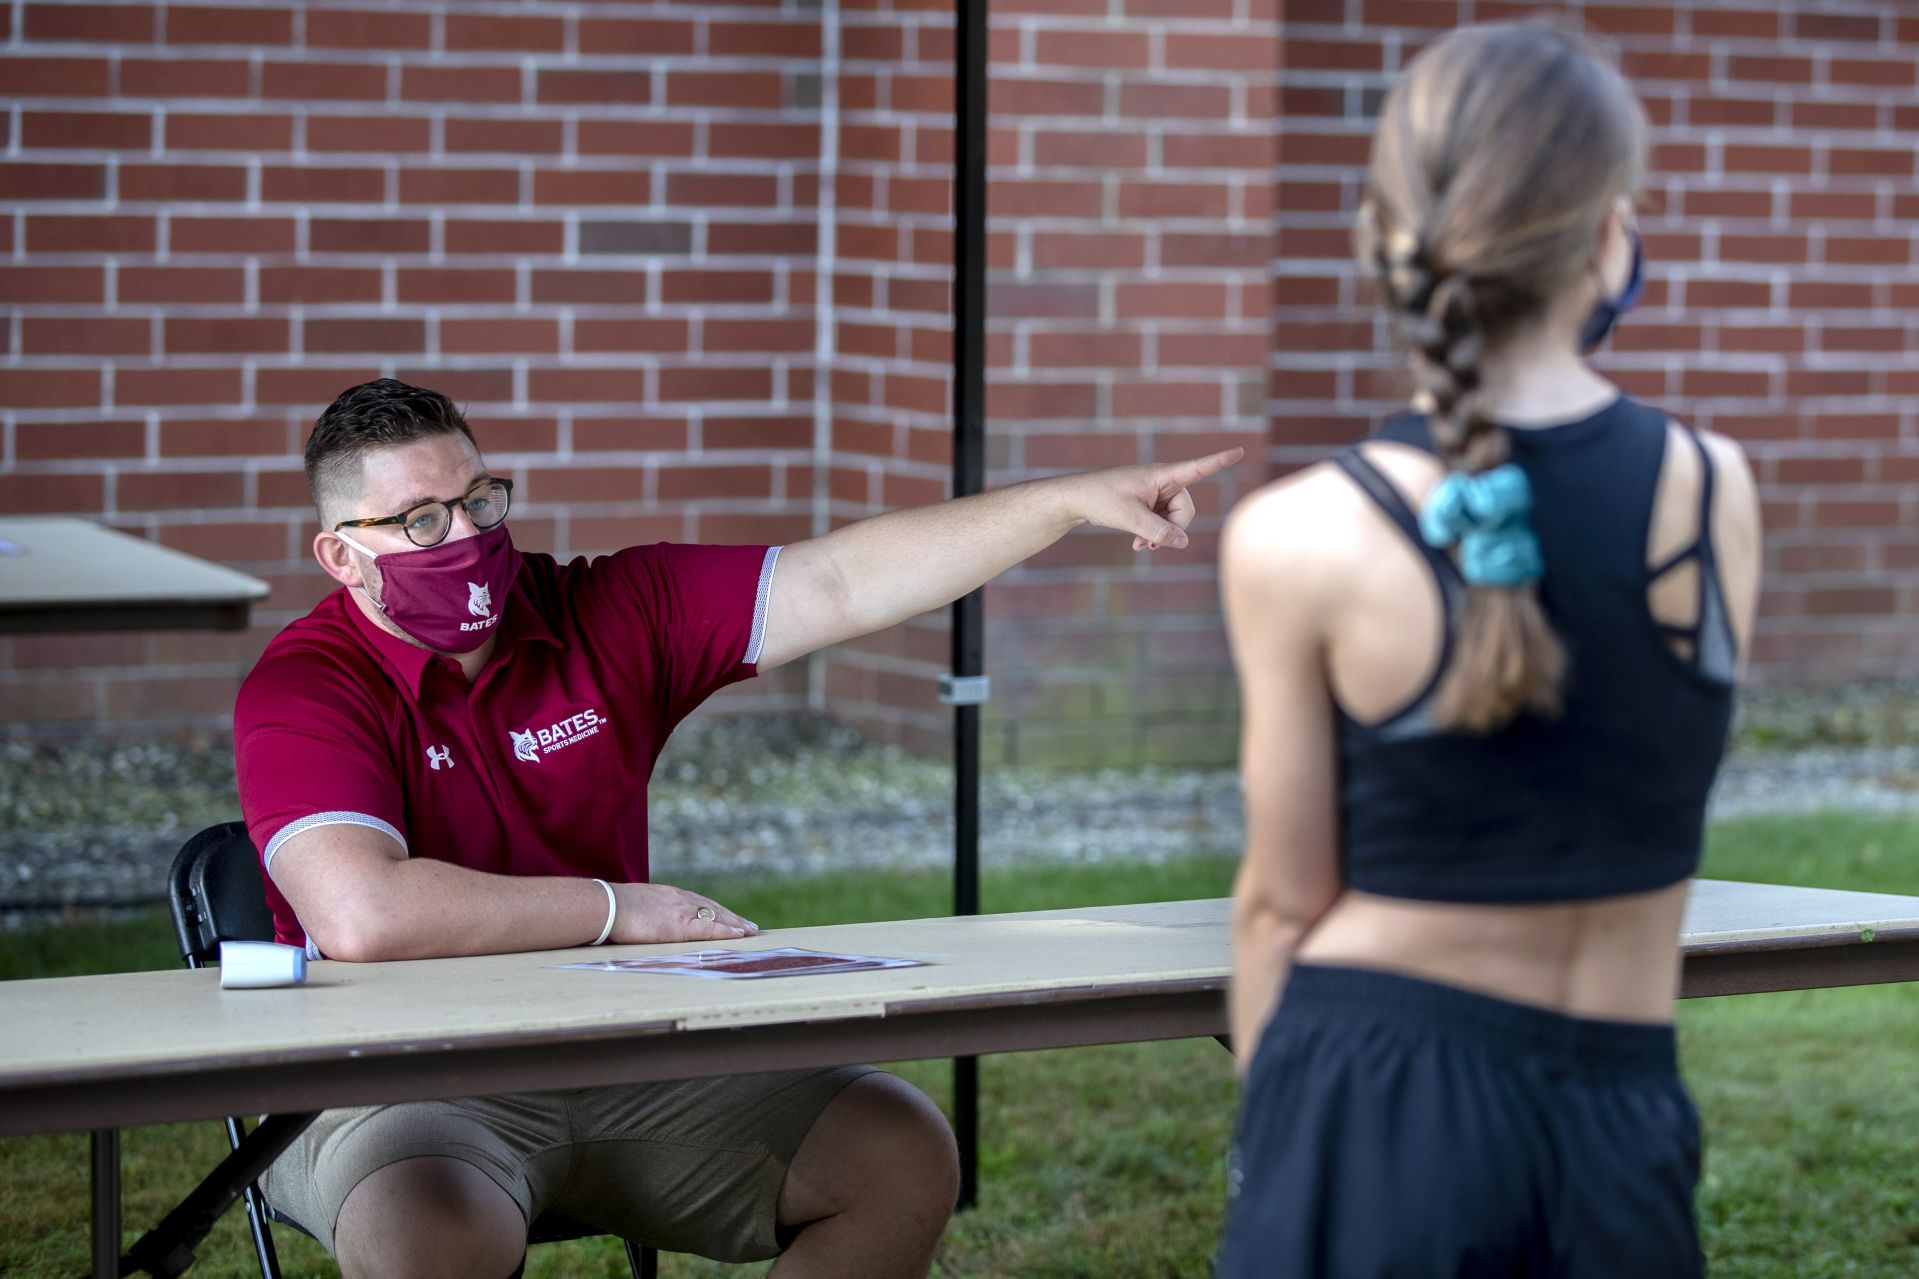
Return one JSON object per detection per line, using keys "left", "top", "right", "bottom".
{"left": 3, "top": 814, "right": 1917, "bottom": 1276}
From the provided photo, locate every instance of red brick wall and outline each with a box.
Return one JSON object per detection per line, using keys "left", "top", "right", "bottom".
{"left": 818, "top": 0, "right": 1280, "bottom": 764}
{"left": 2, "top": 0, "right": 825, "bottom": 730}
{"left": 4, "top": 1, "right": 1917, "bottom": 763}
{"left": 965, "top": 0, "right": 1280, "bottom": 766}
{"left": 815, "top": 0, "right": 967, "bottom": 751}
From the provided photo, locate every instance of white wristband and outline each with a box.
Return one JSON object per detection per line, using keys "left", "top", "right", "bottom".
{"left": 590, "top": 878, "right": 617, "bottom": 946}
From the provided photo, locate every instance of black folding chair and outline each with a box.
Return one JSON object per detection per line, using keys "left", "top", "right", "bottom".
{"left": 167, "top": 821, "right": 657, "bottom": 1279}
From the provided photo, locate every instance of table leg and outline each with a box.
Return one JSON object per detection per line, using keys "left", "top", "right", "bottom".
{"left": 955, "top": 1056, "right": 978, "bottom": 1210}
{"left": 91, "top": 1127, "right": 121, "bottom": 1278}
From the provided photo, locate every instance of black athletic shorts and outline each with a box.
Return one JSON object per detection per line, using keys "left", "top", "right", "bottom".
{"left": 1217, "top": 963, "right": 1702, "bottom": 1279}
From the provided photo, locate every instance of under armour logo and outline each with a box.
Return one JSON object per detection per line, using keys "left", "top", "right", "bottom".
{"left": 425, "top": 745, "right": 454, "bottom": 771}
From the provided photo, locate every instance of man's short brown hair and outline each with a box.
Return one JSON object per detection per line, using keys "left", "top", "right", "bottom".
{"left": 303, "top": 378, "right": 475, "bottom": 525}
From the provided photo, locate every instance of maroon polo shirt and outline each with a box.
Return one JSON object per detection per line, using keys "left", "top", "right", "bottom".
{"left": 234, "top": 542, "right": 780, "bottom": 954}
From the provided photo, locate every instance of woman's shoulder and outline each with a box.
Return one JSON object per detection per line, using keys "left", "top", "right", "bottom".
{"left": 1633, "top": 395, "right": 1754, "bottom": 496}
{"left": 1223, "top": 450, "right": 1409, "bottom": 584}
{"left": 1691, "top": 422, "right": 1752, "bottom": 474}
{"left": 1611, "top": 392, "right": 1744, "bottom": 461}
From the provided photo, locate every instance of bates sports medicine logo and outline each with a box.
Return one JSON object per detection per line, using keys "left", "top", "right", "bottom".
{"left": 510, "top": 708, "right": 606, "bottom": 764}
{"left": 462, "top": 581, "right": 499, "bottom": 635}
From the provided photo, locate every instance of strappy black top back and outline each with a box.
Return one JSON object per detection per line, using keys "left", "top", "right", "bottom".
{"left": 1332, "top": 394, "right": 1737, "bottom": 904}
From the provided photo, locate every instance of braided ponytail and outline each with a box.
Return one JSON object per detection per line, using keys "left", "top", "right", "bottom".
{"left": 1414, "top": 270, "right": 1567, "bottom": 733}
{"left": 1363, "top": 202, "right": 1567, "bottom": 734}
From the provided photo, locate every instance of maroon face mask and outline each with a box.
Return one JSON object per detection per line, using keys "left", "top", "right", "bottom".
{"left": 335, "top": 523, "right": 521, "bottom": 653}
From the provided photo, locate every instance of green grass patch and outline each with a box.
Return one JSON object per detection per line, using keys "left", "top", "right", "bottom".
{"left": 6, "top": 820, "right": 1919, "bottom": 1276}
{"left": 1683, "top": 984, "right": 1919, "bottom": 1277}
{"left": 1701, "top": 810, "right": 1919, "bottom": 896}
{"left": 0, "top": 911, "right": 186, "bottom": 982}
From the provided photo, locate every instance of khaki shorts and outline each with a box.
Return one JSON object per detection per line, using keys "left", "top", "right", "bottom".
{"left": 260, "top": 1065, "right": 875, "bottom": 1263}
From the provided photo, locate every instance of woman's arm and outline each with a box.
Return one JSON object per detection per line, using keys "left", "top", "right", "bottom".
{"left": 1220, "top": 475, "right": 1349, "bottom": 1072}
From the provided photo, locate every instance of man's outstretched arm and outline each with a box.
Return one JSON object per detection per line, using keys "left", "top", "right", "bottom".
{"left": 755, "top": 449, "right": 1243, "bottom": 671}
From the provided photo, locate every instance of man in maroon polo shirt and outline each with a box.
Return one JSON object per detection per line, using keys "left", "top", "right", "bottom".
{"left": 235, "top": 378, "right": 1239, "bottom": 1279}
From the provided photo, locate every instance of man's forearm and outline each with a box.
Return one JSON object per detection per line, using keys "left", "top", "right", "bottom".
{"left": 811, "top": 475, "right": 1078, "bottom": 638}
{"left": 760, "top": 447, "right": 1233, "bottom": 670}
{"left": 317, "top": 856, "right": 608, "bottom": 961}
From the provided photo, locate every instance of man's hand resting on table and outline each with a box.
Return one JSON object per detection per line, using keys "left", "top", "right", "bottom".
{"left": 610, "top": 882, "right": 757, "bottom": 943}
{"left": 265, "top": 823, "right": 761, "bottom": 961}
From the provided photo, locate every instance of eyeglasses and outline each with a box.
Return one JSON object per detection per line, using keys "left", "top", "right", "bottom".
{"left": 334, "top": 477, "right": 513, "bottom": 549}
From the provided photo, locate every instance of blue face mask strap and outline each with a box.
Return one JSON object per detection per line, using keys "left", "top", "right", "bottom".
{"left": 1615, "top": 229, "right": 1645, "bottom": 309}
{"left": 1579, "top": 228, "right": 1644, "bottom": 352}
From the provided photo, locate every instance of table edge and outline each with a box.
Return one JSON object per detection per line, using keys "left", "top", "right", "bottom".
{"left": 0, "top": 978, "right": 1231, "bottom": 1137}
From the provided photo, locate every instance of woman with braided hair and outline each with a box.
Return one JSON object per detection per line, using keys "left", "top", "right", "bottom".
{"left": 1216, "top": 22, "right": 1761, "bottom": 1277}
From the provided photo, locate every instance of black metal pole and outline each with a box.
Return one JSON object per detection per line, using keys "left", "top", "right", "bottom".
{"left": 950, "top": 0, "right": 989, "bottom": 1215}
{"left": 91, "top": 1127, "right": 120, "bottom": 1279}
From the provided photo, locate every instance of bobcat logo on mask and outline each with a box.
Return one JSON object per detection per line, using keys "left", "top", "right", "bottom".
{"left": 467, "top": 581, "right": 492, "bottom": 619}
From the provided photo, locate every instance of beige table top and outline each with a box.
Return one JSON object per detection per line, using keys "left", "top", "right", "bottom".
{"left": 0, "top": 516, "right": 268, "bottom": 632}
{"left": 3, "top": 881, "right": 1917, "bottom": 1137}
{"left": 0, "top": 899, "right": 1218, "bottom": 1083}
{"left": 1680, "top": 876, "right": 1919, "bottom": 950}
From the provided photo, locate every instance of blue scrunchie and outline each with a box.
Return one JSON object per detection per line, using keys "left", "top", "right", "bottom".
{"left": 1417, "top": 464, "right": 1544, "bottom": 588}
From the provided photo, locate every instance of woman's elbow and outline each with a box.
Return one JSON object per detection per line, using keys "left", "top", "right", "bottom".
{"left": 1233, "top": 902, "right": 1306, "bottom": 958}
{"left": 1231, "top": 883, "right": 1333, "bottom": 956}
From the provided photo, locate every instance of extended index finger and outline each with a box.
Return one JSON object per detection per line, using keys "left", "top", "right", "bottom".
{"left": 1162, "top": 447, "right": 1245, "bottom": 487}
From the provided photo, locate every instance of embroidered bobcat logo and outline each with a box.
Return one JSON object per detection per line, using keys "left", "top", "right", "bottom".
{"left": 467, "top": 581, "right": 492, "bottom": 619}
{"left": 510, "top": 728, "right": 540, "bottom": 764}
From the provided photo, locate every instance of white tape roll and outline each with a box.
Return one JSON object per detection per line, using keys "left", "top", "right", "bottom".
{"left": 219, "top": 940, "right": 309, "bottom": 989}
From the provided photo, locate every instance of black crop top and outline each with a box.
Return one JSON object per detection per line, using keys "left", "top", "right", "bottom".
{"left": 1333, "top": 395, "right": 1737, "bottom": 904}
